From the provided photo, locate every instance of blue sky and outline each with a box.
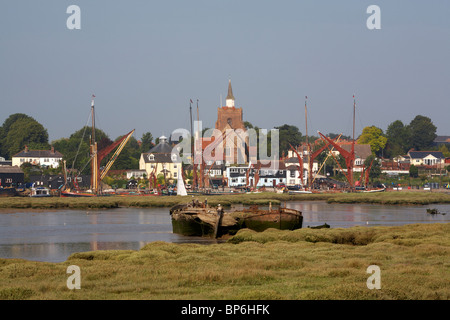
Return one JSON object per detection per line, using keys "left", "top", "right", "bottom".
{"left": 1, "top": 1, "right": 449, "bottom": 144}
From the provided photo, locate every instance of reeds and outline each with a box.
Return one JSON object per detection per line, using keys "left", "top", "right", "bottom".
{"left": 0, "top": 223, "right": 448, "bottom": 300}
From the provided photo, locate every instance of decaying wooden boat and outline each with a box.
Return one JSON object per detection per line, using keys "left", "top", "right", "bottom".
{"left": 170, "top": 202, "right": 303, "bottom": 238}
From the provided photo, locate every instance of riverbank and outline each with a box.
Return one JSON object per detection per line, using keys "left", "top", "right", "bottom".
{"left": 0, "top": 223, "right": 448, "bottom": 300}
{"left": 0, "top": 190, "right": 449, "bottom": 210}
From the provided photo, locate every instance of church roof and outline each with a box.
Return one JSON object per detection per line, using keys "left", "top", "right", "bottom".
{"left": 226, "top": 79, "right": 235, "bottom": 100}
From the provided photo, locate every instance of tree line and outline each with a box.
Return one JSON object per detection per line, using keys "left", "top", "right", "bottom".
{"left": 0, "top": 113, "right": 154, "bottom": 175}
{"left": 0, "top": 113, "right": 446, "bottom": 176}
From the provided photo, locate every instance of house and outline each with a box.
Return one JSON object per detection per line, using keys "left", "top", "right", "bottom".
{"left": 408, "top": 151, "right": 445, "bottom": 168}
{"left": 126, "top": 169, "right": 147, "bottom": 180}
{"left": 433, "top": 136, "right": 450, "bottom": 146}
{"left": 12, "top": 146, "right": 63, "bottom": 169}
{"left": 203, "top": 161, "right": 226, "bottom": 186}
{"left": 0, "top": 157, "right": 12, "bottom": 166}
{"left": 339, "top": 144, "right": 372, "bottom": 168}
{"left": 226, "top": 161, "right": 287, "bottom": 188}
{"left": 139, "top": 136, "right": 181, "bottom": 184}
{"left": 29, "top": 174, "right": 90, "bottom": 190}
{"left": 0, "top": 166, "right": 24, "bottom": 187}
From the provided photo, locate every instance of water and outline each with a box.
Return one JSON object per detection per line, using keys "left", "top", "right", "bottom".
{"left": 0, "top": 201, "right": 449, "bottom": 262}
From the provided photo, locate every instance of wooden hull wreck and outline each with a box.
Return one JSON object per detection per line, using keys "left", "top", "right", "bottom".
{"left": 170, "top": 203, "right": 303, "bottom": 238}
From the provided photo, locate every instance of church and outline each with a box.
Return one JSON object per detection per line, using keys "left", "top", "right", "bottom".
{"left": 212, "top": 80, "right": 249, "bottom": 165}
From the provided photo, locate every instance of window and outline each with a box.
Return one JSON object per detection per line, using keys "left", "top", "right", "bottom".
{"left": 171, "top": 154, "right": 177, "bottom": 161}
{"left": 148, "top": 154, "right": 155, "bottom": 161}
{"left": 290, "top": 171, "right": 295, "bottom": 178}
{"left": 174, "top": 172, "right": 177, "bottom": 178}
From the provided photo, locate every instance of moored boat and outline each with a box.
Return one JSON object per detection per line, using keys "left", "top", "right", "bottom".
{"left": 30, "top": 186, "right": 52, "bottom": 197}
{"left": 170, "top": 202, "right": 303, "bottom": 238}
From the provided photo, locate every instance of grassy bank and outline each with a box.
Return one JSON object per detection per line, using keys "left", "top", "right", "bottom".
{"left": 0, "top": 191, "right": 449, "bottom": 210}
{"left": 0, "top": 223, "right": 448, "bottom": 300}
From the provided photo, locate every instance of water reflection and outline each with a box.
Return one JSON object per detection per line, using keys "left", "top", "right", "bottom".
{"left": 0, "top": 202, "right": 449, "bottom": 262}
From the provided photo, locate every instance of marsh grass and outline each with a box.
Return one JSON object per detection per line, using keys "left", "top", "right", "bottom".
{"left": 1, "top": 191, "right": 449, "bottom": 210}
{"left": 0, "top": 223, "right": 448, "bottom": 300}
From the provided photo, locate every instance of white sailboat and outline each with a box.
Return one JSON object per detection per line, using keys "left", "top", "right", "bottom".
{"left": 177, "top": 166, "right": 187, "bottom": 196}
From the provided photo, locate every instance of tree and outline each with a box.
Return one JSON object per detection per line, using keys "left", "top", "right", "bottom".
{"left": 357, "top": 126, "right": 387, "bottom": 156}
{"left": 110, "top": 135, "right": 140, "bottom": 170}
{"left": 140, "top": 132, "right": 154, "bottom": 153}
{"left": 364, "top": 155, "right": 381, "bottom": 181}
{"left": 52, "top": 126, "right": 111, "bottom": 175}
{"left": 385, "top": 120, "right": 410, "bottom": 157}
{"left": 409, "top": 164, "right": 419, "bottom": 178}
{"left": 408, "top": 115, "right": 437, "bottom": 151}
{"left": 438, "top": 144, "right": 450, "bottom": 158}
{"left": 274, "top": 124, "right": 303, "bottom": 158}
{"left": 4, "top": 117, "right": 50, "bottom": 158}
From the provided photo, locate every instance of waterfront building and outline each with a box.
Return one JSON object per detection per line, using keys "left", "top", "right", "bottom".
{"left": 12, "top": 146, "right": 63, "bottom": 169}
{"left": 139, "top": 135, "right": 181, "bottom": 184}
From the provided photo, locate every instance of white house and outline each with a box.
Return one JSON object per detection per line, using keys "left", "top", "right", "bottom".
{"left": 408, "top": 151, "right": 445, "bottom": 168}
{"left": 12, "top": 146, "right": 63, "bottom": 169}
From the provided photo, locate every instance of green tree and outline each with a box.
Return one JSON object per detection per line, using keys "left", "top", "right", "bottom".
{"left": 3, "top": 117, "right": 50, "bottom": 158}
{"left": 409, "top": 164, "right": 419, "bottom": 178}
{"left": 274, "top": 124, "right": 303, "bottom": 158}
{"left": 357, "top": 126, "right": 387, "bottom": 156}
{"left": 438, "top": 144, "right": 450, "bottom": 158}
{"left": 140, "top": 132, "right": 154, "bottom": 153}
{"left": 385, "top": 120, "right": 410, "bottom": 157}
{"left": 52, "top": 126, "right": 110, "bottom": 175}
{"left": 110, "top": 135, "right": 140, "bottom": 170}
{"left": 408, "top": 115, "right": 437, "bottom": 151}
{"left": 364, "top": 155, "right": 381, "bottom": 181}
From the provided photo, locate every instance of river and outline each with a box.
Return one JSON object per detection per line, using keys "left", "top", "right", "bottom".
{"left": 0, "top": 201, "right": 449, "bottom": 262}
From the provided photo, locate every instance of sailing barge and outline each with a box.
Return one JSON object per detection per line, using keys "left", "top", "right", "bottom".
{"left": 170, "top": 202, "right": 303, "bottom": 238}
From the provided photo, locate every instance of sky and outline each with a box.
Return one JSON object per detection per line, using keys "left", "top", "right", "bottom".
{"left": 1, "top": 0, "right": 449, "bottom": 145}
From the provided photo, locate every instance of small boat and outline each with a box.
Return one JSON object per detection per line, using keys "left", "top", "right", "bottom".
{"left": 361, "top": 187, "right": 386, "bottom": 193}
{"left": 426, "top": 208, "right": 446, "bottom": 215}
{"left": 288, "top": 190, "right": 313, "bottom": 194}
{"left": 170, "top": 202, "right": 303, "bottom": 238}
{"left": 30, "top": 186, "right": 52, "bottom": 197}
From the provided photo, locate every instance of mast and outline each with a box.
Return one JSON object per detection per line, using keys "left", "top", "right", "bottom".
{"left": 352, "top": 95, "right": 356, "bottom": 191}
{"left": 90, "top": 95, "right": 98, "bottom": 194}
{"left": 305, "top": 96, "right": 311, "bottom": 190}
{"left": 196, "top": 99, "right": 204, "bottom": 190}
{"left": 190, "top": 99, "right": 197, "bottom": 190}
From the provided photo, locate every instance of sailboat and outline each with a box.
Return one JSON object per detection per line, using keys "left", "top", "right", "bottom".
{"left": 176, "top": 166, "right": 187, "bottom": 196}
{"left": 61, "top": 95, "right": 135, "bottom": 197}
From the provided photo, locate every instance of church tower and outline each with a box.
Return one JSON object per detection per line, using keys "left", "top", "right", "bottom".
{"left": 215, "top": 80, "right": 247, "bottom": 164}
{"left": 225, "top": 79, "right": 235, "bottom": 108}
{"left": 215, "top": 79, "right": 245, "bottom": 132}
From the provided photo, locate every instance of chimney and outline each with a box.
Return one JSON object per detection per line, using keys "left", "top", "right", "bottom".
{"left": 51, "top": 146, "right": 55, "bottom": 154}
{"left": 24, "top": 145, "right": 28, "bottom": 153}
